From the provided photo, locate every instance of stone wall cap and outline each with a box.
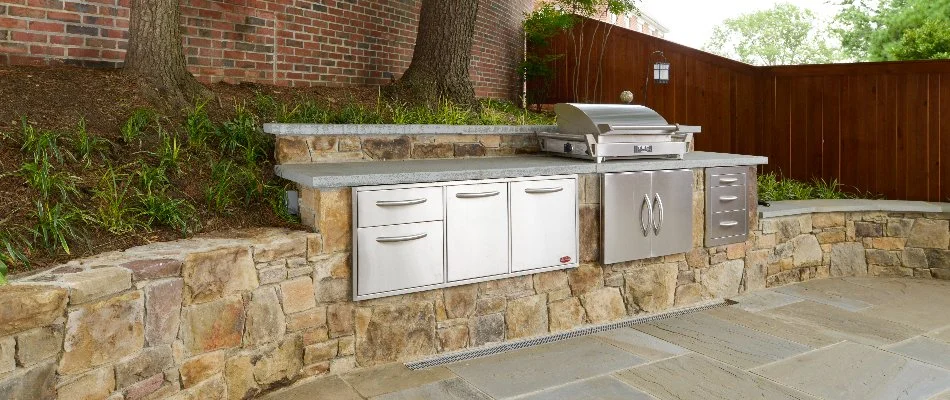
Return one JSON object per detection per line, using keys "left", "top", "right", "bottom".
{"left": 263, "top": 124, "right": 557, "bottom": 136}
{"left": 760, "top": 199, "right": 950, "bottom": 218}
{"left": 276, "top": 152, "right": 768, "bottom": 188}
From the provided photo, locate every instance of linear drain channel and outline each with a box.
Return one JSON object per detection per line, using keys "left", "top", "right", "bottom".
{"left": 406, "top": 299, "right": 734, "bottom": 370}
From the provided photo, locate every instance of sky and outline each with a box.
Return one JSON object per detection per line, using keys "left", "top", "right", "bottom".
{"left": 641, "top": 0, "right": 842, "bottom": 50}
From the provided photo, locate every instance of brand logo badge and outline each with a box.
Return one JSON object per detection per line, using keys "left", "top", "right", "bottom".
{"left": 560, "top": 256, "right": 572, "bottom": 263}
{"left": 634, "top": 145, "right": 653, "bottom": 153}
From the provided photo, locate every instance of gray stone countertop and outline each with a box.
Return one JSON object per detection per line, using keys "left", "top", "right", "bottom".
{"left": 275, "top": 152, "right": 768, "bottom": 188}
{"left": 263, "top": 123, "right": 557, "bottom": 136}
{"left": 759, "top": 199, "right": 950, "bottom": 218}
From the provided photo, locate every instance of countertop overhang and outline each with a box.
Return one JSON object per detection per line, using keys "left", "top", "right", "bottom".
{"left": 276, "top": 152, "right": 768, "bottom": 188}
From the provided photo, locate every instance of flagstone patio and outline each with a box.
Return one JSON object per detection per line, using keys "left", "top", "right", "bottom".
{"left": 262, "top": 277, "right": 950, "bottom": 400}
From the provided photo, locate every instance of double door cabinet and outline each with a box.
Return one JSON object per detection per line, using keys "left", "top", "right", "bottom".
{"left": 602, "top": 170, "right": 694, "bottom": 264}
{"left": 353, "top": 175, "right": 578, "bottom": 300}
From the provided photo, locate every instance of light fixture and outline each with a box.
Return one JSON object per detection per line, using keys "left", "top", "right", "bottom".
{"left": 641, "top": 50, "right": 670, "bottom": 105}
{"left": 653, "top": 55, "right": 670, "bottom": 84}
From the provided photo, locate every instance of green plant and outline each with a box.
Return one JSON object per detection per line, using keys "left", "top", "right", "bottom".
{"left": 811, "top": 178, "right": 849, "bottom": 199}
{"left": 217, "top": 104, "right": 272, "bottom": 164}
{"left": 138, "top": 191, "right": 195, "bottom": 233}
{"left": 185, "top": 100, "right": 215, "bottom": 150}
{"left": 758, "top": 172, "right": 868, "bottom": 201}
{"left": 19, "top": 157, "right": 80, "bottom": 202}
{"left": 72, "top": 118, "right": 110, "bottom": 165}
{"left": 134, "top": 162, "right": 170, "bottom": 192}
{"left": 122, "top": 108, "right": 156, "bottom": 144}
{"left": 155, "top": 126, "right": 184, "bottom": 173}
{"left": 263, "top": 182, "right": 299, "bottom": 224}
{"left": 30, "top": 201, "right": 84, "bottom": 255}
{"left": 333, "top": 104, "right": 381, "bottom": 124}
{"left": 205, "top": 159, "right": 239, "bottom": 213}
{"left": 0, "top": 228, "right": 30, "bottom": 284}
{"left": 20, "top": 119, "right": 72, "bottom": 163}
{"left": 91, "top": 167, "right": 142, "bottom": 235}
{"left": 434, "top": 100, "right": 475, "bottom": 125}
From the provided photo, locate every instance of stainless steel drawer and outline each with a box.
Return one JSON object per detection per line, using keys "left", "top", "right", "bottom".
{"left": 708, "top": 185, "right": 747, "bottom": 213}
{"left": 356, "top": 221, "right": 444, "bottom": 297}
{"left": 357, "top": 187, "right": 443, "bottom": 228}
{"left": 708, "top": 166, "right": 747, "bottom": 188}
{"left": 707, "top": 210, "right": 748, "bottom": 241}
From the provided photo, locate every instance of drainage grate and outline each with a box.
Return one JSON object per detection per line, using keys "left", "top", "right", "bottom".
{"left": 406, "top": 299, "right": 734, "bottom": 370}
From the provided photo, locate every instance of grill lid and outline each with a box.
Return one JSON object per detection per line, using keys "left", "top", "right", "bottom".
{"left": 555, "top": 103, "right": 677, "bottom": 135}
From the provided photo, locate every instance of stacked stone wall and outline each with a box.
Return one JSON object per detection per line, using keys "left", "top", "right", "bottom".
{"left": 4, "top": 167, "right": 949, "bottom": 399}
{"left": 274, "top": 133, "right": 542, "bottom": 165}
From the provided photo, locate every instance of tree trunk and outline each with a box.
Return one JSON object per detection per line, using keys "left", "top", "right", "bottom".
{"left": 125, "top": 0, "right": 210, "bottom": 109}
{"left": 388, "top": 0, "right": 480, "bottom": 107}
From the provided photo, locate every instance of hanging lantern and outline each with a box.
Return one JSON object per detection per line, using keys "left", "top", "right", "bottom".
{"left": 653, "top": 60, "right": 670, "bottom": 84}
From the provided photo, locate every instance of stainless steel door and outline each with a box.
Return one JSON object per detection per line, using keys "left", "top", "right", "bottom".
{"left": 445, "top": 182, "right": 509, "bottom": 282}
{"left": 356, "top": 221, "right": 444, "bottom": 296}
{"left": 651, "top": 170, "right": 694, "bottom": 257}
{"left": 602, "top": 172, "right": 653, "bottom": 264}
{"left": 510, "top": 179, "right": 578, "bottom": 272}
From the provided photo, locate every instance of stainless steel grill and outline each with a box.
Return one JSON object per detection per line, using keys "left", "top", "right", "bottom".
{"left": 539, "top": 103, "right": 701, "bottom": 162}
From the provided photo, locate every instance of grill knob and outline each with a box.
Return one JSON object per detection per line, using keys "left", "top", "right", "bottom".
{"left": 563, "top": 143, "right": 573, "bottom": 153}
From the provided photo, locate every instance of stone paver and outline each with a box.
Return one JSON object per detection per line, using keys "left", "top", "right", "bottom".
{"left": 773, "top": 284, "right": 872, "bottom": 311}
{"left": 729, "top": 290, "right": 802, "bottom": 312}
{"left": 372, "top": 378, "right": 490, "bottom": 400}
{"left": 341, "top": 363, "right": 456, "bottom": 398}
{"left": 446, "top": 337, "right": 646, "bottom": 399}
{"left": 515, "top": 376, "right": 654, "bottom": 400}
{"left": 633, "top": 313, "right": 812, "bottom": 369}
{"left": 258, "top": 278, "right": 950, "bottom": 400}
{"left": 765, "top": 300, "right": 922, "bottom": 346}
{"left": 593, "top": 328, "right": 690, "bottom": 361}
{"left": 753, "top": 341, "right": 950, "bottom": 400}
{"left": 260, "top": 376, "right": 361, "bottom": 400}
{"left": 702, "top": 306, "right": 844, "bottom": 348}
{"left": 615, "top": 353, "right": 818, "bottom": 400}
{"left": 884, "top": 336, "right": 950, "bottom": 370}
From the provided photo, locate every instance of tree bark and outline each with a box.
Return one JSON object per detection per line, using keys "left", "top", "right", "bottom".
{"left": 388, "top": 0, "right": 480, "bottom": 107}
{"left": 125, "top": 0, "right": 210, "bottom": 109}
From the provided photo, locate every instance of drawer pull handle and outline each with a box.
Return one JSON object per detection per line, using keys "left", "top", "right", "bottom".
{"left": 525, "top": 187, "right": 563, "bottom": 194}
{"left": 719, "top": 195, "right": 739, "bottom": 201}
{"left": 376, "top": 233, "right": 428, "bottom": 243}
{"left": 456, "top": 191, "right": 500, "bottom": 199}
{"left": 719, "top": 177, "right": 739, "bottom": 184}
{"left": 719, "top": 221, "right": 739, "bottom": 227}
{"left": 376, "top": 198, "right": 427, "bottom": 207}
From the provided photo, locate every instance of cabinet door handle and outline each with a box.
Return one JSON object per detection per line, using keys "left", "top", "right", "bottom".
{"left": 719, "top": 221, "right": 739, "bottom": 227}
{"left": 376, "top": 198, "right": 427, "bottom": 207}
{"left": 640, "top": 194, "right": 653, "bottom": 237}
{"left": 456, "top": 191, "right": 500, "bottom": 199}
{"left": 719, "top": 195, "right": 739, "bottom": 201}
{"left": 376, "top": 233, "right": 428, "bottom": 243}
{"left": 718, "top": 177, "right": 739, "bottom": 184}
{"left": 525, "top": 187, "right": 563, "bottom": 194}
{"left": 653, "top": 193, "right": 664, "bottom": 235}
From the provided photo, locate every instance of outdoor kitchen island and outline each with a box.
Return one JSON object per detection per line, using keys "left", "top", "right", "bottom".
{"left": 274, "top": 151, "right": 768, "bottom": 368}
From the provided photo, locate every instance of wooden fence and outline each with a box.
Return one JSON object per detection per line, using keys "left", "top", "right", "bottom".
{"left": 536, "top": 18, "right": 950, "bottom": 201}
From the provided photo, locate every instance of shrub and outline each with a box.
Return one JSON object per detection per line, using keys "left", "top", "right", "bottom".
{"left": 72, "top": 118, "right": 110, "bottom": 165}
{"left": 91, "top": 167, "right": 142, "bottom": 235}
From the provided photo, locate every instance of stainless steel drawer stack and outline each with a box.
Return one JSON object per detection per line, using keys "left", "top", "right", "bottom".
{"left": 705, "top": 167, "right": 749, "bottom": 247}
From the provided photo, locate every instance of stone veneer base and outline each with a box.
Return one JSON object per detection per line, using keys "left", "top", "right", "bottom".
{"left": 1, "top": 194, "right": 948, "bottom": 399}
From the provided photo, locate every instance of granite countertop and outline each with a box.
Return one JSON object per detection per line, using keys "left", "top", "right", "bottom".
{"left": 759, "top": 199, "right": 950, "bottom": 218}
{"left": 276, "top": 152, "right": 768, "bottom": 188}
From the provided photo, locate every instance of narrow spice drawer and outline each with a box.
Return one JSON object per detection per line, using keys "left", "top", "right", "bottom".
{"left": 708, "top": 185, "right": 747, "bottom": 213}
{"left": 357, "top": 186, "right": 443, "bottom": 228}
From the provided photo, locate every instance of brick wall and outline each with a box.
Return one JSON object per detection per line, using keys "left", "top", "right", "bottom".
{"left": 0, "top": 0, "right": 533, "bottom": 99}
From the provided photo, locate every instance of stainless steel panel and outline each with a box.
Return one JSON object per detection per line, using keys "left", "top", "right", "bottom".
{"left": 707, "top": 166, "right": 748, "bottom": 188}
{"left": 708, "top": 185, "right": 748, "bottom": 213}
{"left": 602, "top": 172, "right": 653, "bottom": 264}
{"left": 594, "top": 142, "right": 688, "bottom": 158}
{"left": 357, "top": 221, "right": 444, "bottom": 296}
{"left": 446, "top": 183, "right": 509, "bottom": 282}
{"left": 706, "top": 210, "right": 748, "bottom": 241}
{"left": 357, "top": 186, "right": 443, "bottom": 228}
{"left": 510, "top": 178, "right": 578, "bottom": 272}
{"left": 650, "top": 170, "right": 694, "bottom": 258}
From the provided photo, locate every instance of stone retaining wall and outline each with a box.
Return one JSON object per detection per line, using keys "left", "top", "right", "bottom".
{"left": 275, "top": 134, "right": 541, "bottom": 164}
{"left": 3, "top": 171, "right": 948, "bottom": 399}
